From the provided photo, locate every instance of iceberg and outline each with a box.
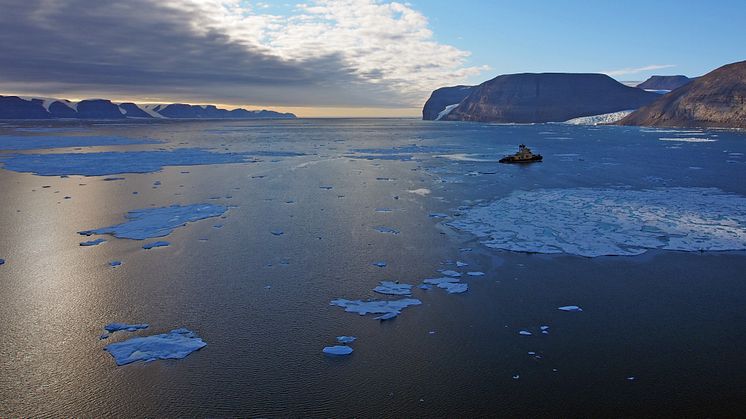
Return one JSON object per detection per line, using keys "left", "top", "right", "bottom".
{"left": 105, "top": 323, "right": 149, "bottom": 333}
{"left": 104, "top": 328, "right": 207, "bottom": 366}
{"left": 0, "top": 148, "right": 253, "bottom": 176}
{"left": 373, "top": 281, "right": 413, "bottom": 296}
{"left": 372, "top": 261, "right": 387, "bottom": 268}
{"left": 449, "top": 188, "right": 746, "bottom": 257}
{"left": 79, "top": 204, "right": 228, "bottom": 240}
{"left": 323, "top": 345, "right": 353, "bottom": 356}
{"left": 558, "top": 305, "right": 583, "bottom": 312}
{"left": 330, "top": 298, "right": 421, "bottom": 319}
{"left": 0, "top": 135, "right": 159, "bottom": 151}
{"left": 336, "top": 336, "right": 357, "bottom": 344}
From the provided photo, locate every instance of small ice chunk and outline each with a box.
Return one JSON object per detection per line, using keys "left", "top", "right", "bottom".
{"left": 408, "top": 188, "right": 431, "bottom": 196}
{"left": 374, "top": 226, "right": 400, "bottom": 234}
{"left": 440, "top": 270, "right": 462, "bottom": 277}
{"left": 323, "top": 345, "right": 353, "bottom": 356}
{"left": 104, "top": 328, "right": 206, "bottom": 366}
{"left": 627, "top": 376, "right": 636, "bottom": 381}
{"left": 438, "top": 282, "right": 468, "bottom": 294}
{"left": 104, "top": 323, "right": 149, "bottom": 333}
{"left": 336, "top": 336, "right": 356, "bottom": 344}
{"left": 429, "top": 213, "right": 448, "bottom": 218}
{"left": 271, "top": 229, "right": 284, "bottom": 236}
{"left": 423, "top": 277, "right": 460, "bottom": 285}
{"left": 80, "top": 238, "right": 106, "bottom": 246}
{"left": 456, "top": 261, "right": 468, "bottom": 267}
{"left": 142, "top": 241, "right": 170, "bottom": 250}
{"left": 319, "top": 185, "right": 333, "bottom": 190}
{"left": 467, "top": 271, "right": 485, "bottom": 276}
{"left": 372, "top": 261, "right": 387, "bottom": 268}
{"left": 558, "top": 305, "right": 583, "bottom": 312}
{"left": 109, "top": 260, "right": 122, "bottom": 267}
{"left": 0, "top": 259, "right": 4, "bottom": 265}
{"left": 540, "top": 325, "right": 549, "bottom": 331}
{"left": 519, "top": 330, "right": 532, "bottom": 336}
{"left": 373, "top": 281, "right": 413, "bottom": 296}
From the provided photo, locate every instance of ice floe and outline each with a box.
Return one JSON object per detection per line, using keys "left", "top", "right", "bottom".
{"left": 437, "top": 282, "right": 468, "bottom": 294}
{"left": 372, "top": 261, "right": 387, "bottom": 268}
{"left": 658, "top": 137, "right": 716, "bottom": 143}
{"left": 323, "top": 345, "right": 353, "bottom": 356}
{"left": 440, "top": 270, "right": 462, "bottom": 277}
{"left": 79, "top": 238, "right": 106, "bottom": 246}
{"left": 80, "top": 204, "right": 228, "bottom": 240}
{"left": 374, "top": 226, "right": 400, "bottom": 234}
{"left": 0, "top": 148, "right": 253, "bottom": 176}
{"left": 336, "top": 336, "right": 357, "bottom": 344}
{"left": 373, "top": 281, "right": 413, "bottom": 296}
{"left": 466, "top": 271, "right": 485, "bottom": 276}
{"left": 449, "top": 187, "right": 746, "bottom": 257}
{"left": 408, "top": 188, "right": 431, "bottom": 196}
{"left": 558, "top": 305, "right": 583, "bottom": 312}
{"left": 330, "top": 298, "right": 422, "bottom": 320}
{"left": 0, "top": 135, "right": 158, "bottom": 151}
{"left": 142, "top": 241, "right": 170, "bottom": 249}
{"left": 105, "top": 323, "right": 149, "bottom": 333}
{"left": 104, "top": 328, "right": 207, "bottom": 366}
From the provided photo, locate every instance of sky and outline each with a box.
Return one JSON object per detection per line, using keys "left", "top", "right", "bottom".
{"left": 0, "top": 0, "right": 743, "bottom": 117}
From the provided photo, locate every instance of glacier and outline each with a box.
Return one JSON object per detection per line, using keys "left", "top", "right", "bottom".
{"left": 448, "top": 187, "right": 746, "bottom": 257}
{"left": 79, "top": 204, "right": 228, "bottom": 240}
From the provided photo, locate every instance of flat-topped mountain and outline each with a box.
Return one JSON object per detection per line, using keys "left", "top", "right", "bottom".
{"left": 422, "top": 85, "right": 475, "bottom": 120}
{"left": 636, "top": 75, "right": 692, "bottom": 91}
{"left": 0, "top": 96, "right": 296, "bottom": 120}
{"left": 618, "top": 60, "right": 746, "bottom": 129}
{"left": 435, "top": 73, "right": 659, "bottom": 123}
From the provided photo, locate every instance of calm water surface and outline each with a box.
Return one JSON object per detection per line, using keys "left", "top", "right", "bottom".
{"left": 1, "top": 119, "right": 745, "bottom": 417}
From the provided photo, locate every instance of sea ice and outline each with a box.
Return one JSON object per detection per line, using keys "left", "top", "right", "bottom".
{"left": 142, "top": 241, "right": 170, "bottom": 249}
{"left": 408, "top": 188, "right": 431, "bottom": 196}
{"left": 104, "top": 323, "right": 149, "bottom": 333}
{"left": 372, "top": 261, "right": 387, "bottom": 267}
{"left": 467, "top": 271, "right": 485, "bottom": 276}
{"left": 374, "top": 226, "right": 400, "bottom": 234}
{"left": 271, "top": 229, "right": 284, "bottom": 236}
{"left": 456, "top": 261, "right": 468, "bottom": 268}
{"left": 558, "top": 306, "right": 583, "bottom": 312}
{"left": 79, "top": 238, "right": 106, "bottom": 246}
{"left": 0, "top": 148, "right": 253, "bottom": 176}
{"left": 449, "top": 188, "right": 746, "bottom": 257}
{"left": 519, "top": 330, "right": 532, "bottom": 336}
{"left": 104, "top": 328, "right": 206, "bottom": 366}
{"left": 0, "top": 135, "right": 158, "bottom": 150}
{"left": 423, "top": 277, "right": 460, "bottom": 285}
{"left": 440, "top": 270, "right": 462, "bottom": 277}
{"left": 658, "top": 137, "right": 716, "bottom": 143}
{"left": 323, "top": 345, "right": 353, "bottom": 356}
{"left": 373, "top": 281, "right": 413, "bottom": 296}
{"left": 336, "top": 336, "right": 356, "bottom": 344}
{"left": 437, "top": 282, "right": 468, "bottom": 294}
{"left": 330, "top": 298, "right": 421, "bottom": 319}
{"left": 79, "top": 204, "right": 228, "bottom": 240}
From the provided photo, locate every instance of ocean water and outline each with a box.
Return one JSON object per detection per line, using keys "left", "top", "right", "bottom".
{"left": 1, "top": 119, "right": 745, "bottom": 416}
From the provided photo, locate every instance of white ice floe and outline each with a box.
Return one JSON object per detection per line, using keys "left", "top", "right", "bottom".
{"left": 440, "top": 270, "right": 462, "bottom": 277}
{"left": 564, "top": 110, "right": 633, "bottom": 125}
{"left": 407, "top": 188, "right": 431, "bottom": 196}
{"left": 658, "top": 137, "right": 717, "bottom": 143}
{"left": 519, "top": 330, "right": 532, "bottom": 336}
{"left": 448, "top": 187, "right": 746, "bottom": 257}
{"left": 104, "top": 328, "right": 206, "bottom": 366}
{"left": 437, "top": 282, "right": 468, "bottom": 294}
{"left": 558, "top": 305, "right": 583, "bottom": 312}
{"left": 373, "top": 281, "right": 413, "bottom": 296}
{"left": 80, "top": 204, "right": 228, "bottom": 240}
{"left": 466, "top": 271, "right": 485, "bottom": 276}
{"left": 323, "top": 345, "right": 353, "bottom": 356}
{"left": 336, "top": 336, "right": 356, "bottom": 344}
{"left": 330, "top": 298, "right": 422, "bottom": 320}
{"left": 455, "top": 261, "right": 468, "bottom": 268}
{"left": 105, "top": 323, "right": 149, "bottom": 333}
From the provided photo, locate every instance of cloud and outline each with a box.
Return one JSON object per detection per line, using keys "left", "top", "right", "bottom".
{"left": 601, "top": 64, "right": 677, "bottom": 78}
{"left": 0, "top": 0, "right": 486, "bottom": 108}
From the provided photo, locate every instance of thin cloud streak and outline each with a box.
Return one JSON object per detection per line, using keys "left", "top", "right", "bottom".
{"left": 601, "top": 64, "right": 677, "bottom": 77}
